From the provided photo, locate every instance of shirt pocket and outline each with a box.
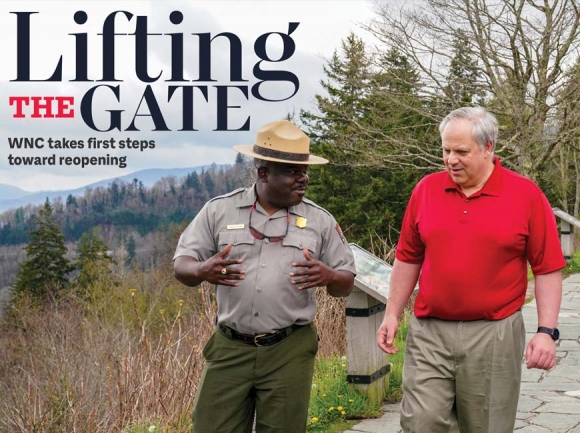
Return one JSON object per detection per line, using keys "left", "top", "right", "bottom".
{"left": 279, "top": 234, "right": 318, "bottom": 274}
{"left": 217, "top": 230, "right": 255, "bottom": 266}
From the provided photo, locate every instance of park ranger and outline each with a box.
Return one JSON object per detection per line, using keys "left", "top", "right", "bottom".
{"left": 174, "top": 119, "right": 356, "bottom": 433}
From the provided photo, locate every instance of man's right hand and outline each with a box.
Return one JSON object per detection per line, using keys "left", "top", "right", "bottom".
{"left": 174, "top": 244, "right": 244, "bottom": 287}
{"left": 200, "top": 244, "right": 245, "bottom": 286}
{"left": 377, "top": 314, "right": 400, "bottom": 354}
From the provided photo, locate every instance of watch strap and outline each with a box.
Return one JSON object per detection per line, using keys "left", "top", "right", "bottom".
{"left": 537, "top": 326, "right": 559, "bottom": 341}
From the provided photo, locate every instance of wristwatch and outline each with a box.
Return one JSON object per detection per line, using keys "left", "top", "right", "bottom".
{"left": 537, "top": 326, "right": 560, "bottom": 341}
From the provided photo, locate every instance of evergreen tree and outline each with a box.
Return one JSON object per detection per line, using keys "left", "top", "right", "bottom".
{"left": 301, "top": 35, "right": 426, "bottom": 250}
{"left": 75, "top": 230, "right": 116, "bottom": 289}
{"left": 185, "top": 172, "right": 202, "bottom": 193}
{"left": 444, "top": 29, "right": 485, "bottom": 107}
{"left": 367, "top": 48, "right": 439, "bottom": 169}
{"left": 12, "top": 200, "right": 74, "bottom": 301}
{"left": 202, "top": 172, "right": 215, "bottom": 198}
{"left": 126, "top": 235, "right": 136, "bottom": 265}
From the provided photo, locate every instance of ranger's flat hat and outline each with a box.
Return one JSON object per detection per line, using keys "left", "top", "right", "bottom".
{"left": 233, "top": 120, "right": 328, "bottom": 165}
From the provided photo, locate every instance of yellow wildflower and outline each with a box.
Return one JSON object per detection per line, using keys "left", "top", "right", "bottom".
{"left": 341, "top": 410, "right": 346, "bottom": 415}
{"left": 311, "top": 417, "right": 318, "bottom": 422}
{"left": 328, "top": 406, "right": 335, "bottom": 412}
{"left": 338, "top": 406, "right": 343, "bottom": 411}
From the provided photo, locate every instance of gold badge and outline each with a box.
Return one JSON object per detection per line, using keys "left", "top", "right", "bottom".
{"left": 296, "top": 217, "right": 307, "bottom": 228}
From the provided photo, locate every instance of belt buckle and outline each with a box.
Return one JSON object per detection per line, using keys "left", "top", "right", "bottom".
{"left": 253, "top": 333, "right": 268, "bottom": 346}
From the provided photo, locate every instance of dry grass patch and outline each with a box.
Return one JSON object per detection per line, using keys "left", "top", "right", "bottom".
{"left": 0, "top": 268, "right": 348, "bottom": 433}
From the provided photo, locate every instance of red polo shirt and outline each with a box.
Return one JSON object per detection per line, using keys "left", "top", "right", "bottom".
{"left": 396, "top": 157, "right": 565, "bottom": 320}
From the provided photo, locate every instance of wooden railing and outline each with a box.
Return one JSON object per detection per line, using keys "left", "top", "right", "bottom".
{"left": 552, "top": 207, "right": 580, "bottom": 262}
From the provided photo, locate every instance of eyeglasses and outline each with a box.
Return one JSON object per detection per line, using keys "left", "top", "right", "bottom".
{"left": 249, "top": 203, "right": 289, "bottom": 242}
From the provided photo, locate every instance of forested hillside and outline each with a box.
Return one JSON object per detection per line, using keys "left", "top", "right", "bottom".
{"left": 0, "top": 157, "right": 252, "bottom": 288}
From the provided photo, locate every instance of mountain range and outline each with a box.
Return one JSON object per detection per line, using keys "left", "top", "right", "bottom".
{"left": 0, "top": 166, "right": 217, "bottom": 213}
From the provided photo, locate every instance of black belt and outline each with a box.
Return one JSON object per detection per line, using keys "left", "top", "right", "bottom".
{"left": 217, "top": 322, "right": 306, "bottom": 346}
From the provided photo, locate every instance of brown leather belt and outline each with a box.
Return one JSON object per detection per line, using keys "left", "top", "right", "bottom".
{"left": 217, "top": 322, "right": 306, "bottom": 346}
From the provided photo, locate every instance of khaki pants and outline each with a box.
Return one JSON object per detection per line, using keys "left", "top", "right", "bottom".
{"left": 192, "top": 323, "right": 318, "bottom": 433}
{"left": 401, "top": 312, "right": 525, "bottom": 433}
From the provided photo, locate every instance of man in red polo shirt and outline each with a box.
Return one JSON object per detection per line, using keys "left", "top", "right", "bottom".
{"left": 377, "top": 106, "right": 565, "bottom": 433}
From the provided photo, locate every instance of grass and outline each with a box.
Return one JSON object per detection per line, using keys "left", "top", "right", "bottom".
{"left": 307, "top": 355, "right": 382, "bottom": 431}
{"left": 0, "top": 259, "right": 219, "bottom": 433}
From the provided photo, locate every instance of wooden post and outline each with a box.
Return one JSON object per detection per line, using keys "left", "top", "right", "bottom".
{"left": 345, "top": 286, "right": 390, "bottom": 404}
{"left": 560, "top": 219, "right": 573, "bottom": 262}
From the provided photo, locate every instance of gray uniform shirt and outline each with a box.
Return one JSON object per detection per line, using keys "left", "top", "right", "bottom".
{"left": 174, "top": 185, "right": 356, "bottom": 334}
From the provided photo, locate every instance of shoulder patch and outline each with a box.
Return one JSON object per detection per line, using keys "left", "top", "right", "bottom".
{"left": 335, "top": 223, "right": 347, "bottom": 244}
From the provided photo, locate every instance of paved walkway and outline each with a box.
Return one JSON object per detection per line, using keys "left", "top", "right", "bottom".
{"left": 346, "top": 274, "right": 580, "bottom": 433}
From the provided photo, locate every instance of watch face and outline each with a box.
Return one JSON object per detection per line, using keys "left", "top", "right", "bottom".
{"left": 553, "top": 328, "right": 560, "bottom": 341}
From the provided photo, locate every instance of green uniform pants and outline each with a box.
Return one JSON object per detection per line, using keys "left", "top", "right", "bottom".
{"left": 401, "top": 311, "right": 525, "bottom": 433}
{"left": 192, "top": 323, "right": 318, "bottom": 433}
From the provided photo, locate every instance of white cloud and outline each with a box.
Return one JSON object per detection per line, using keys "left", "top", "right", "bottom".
{"left": 0, "top": 0, "right": 376, "bottom": 191}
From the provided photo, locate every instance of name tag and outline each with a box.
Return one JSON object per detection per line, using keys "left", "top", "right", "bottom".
{"left": 227, "top": 224, "right": 245, "bottom": 230}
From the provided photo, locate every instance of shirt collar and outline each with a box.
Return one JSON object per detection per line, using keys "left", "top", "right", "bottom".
{"left": 444, "top": 156, "right": 503, "bottom": 197}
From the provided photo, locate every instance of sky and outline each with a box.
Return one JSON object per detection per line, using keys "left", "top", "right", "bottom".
{"left": 0, "top": 0, "right": 377, "bottom": 191}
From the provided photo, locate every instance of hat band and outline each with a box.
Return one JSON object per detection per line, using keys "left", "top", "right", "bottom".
{"left": 253, "top": 145, "right": 309, "bottom": 162}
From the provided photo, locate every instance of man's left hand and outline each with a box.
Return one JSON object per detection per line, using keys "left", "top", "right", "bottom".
{"left": 525, "top": 333, "right": 557, "bottom": 370}
{"left": 290, "top": 247, "right": 334, "bottom": 290}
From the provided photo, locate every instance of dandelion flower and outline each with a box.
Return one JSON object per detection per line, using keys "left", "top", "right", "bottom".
{"left": 322, "top": 393, "right": 326, "bottom": 397}
{"left": 311, "top": 417, "right": 318, "bottom": 423}
{"left": 348, "top": 399, "right": 354, "bottom": 403}
{"left": 341, "top": 411, "right": 346, "bottom": 415}
{"left": 328, "top": 406, "right": 335, "bottom": 412}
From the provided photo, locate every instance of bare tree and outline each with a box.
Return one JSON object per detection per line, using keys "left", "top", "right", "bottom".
{"left": 366, "top": 0, "right": 580, "bottom": 180}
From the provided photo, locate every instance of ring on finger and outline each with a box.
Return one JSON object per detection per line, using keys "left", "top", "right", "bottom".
{"left": 221, "top": 268, "right": 227, "bottom": 275}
